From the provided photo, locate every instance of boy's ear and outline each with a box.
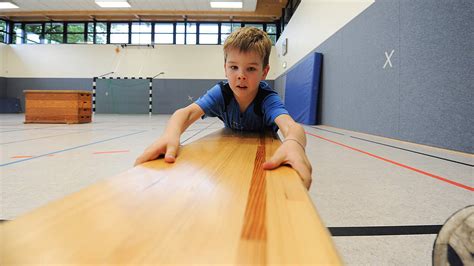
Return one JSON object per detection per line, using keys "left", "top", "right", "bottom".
{"left": 261, "top": 64, "right": 270, "bottom": 80}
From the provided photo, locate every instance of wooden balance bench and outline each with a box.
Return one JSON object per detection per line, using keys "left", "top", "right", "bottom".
{"left": 24, "top": 90, "right": 92, "bottom": 124}
{"left": 1, "top": 129, "right": 342, "bottom": 265}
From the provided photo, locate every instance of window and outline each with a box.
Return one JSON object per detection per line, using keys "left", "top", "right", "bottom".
{"left": 110, "top": 23, "right": 129, "bottom": 44}
{"left": 154, "top": 23, "right": 173, "bottom": 44}
{"left": 266, "top": 24, "right": 277, "bottom": 34}
{"left": 199, "top": 23, "right": 218, "bottom": 44}
{"left": 67, "top": 23, "right": 85, "bottom": 43}
{"left": 94, "top": 22, "right": 107, "bottom": 44}
{"left": 266, "top": 24, "right": 277, "bottom": 44}
{"left": 4, "top": 20, "right": 279, "bottom": 46}
{"left": 86, "top": 22, "right": 94, "bottom": 43}
{"left": 12, "top": 23, "right": 23, "bottom": 44}
{"left": 0, "top": 20, "right": 6, "bottom": 43}
{"left": 243, "top": 23, "right": 263, "bottom": 30}
{"left": 220, "top": 23, "right": 241, "bottom": 43}
{"left": 131, "top": 22, "right": 152, "bottom": 44}
{"left": 25, "top": 23, "right": 42, "bottom": 44}
{"left": 176, "top": 22, "right": 196, "bottom": 44}
{"left": 44, "top": 22, "right": 64, "bottom": 44}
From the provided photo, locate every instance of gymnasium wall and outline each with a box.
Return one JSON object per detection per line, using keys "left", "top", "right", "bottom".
{"left": 273, "top": 0, "right": 375, "bottom": 76}
{"left": 5, "top": 78, "right": 92, "bottom": 111}
{"left": 3, "top": 44, "right": 281, "bottom": 79}
{"left": 0, "top": 43, "right": 5, "bottom": 74}
{"left": 0, "top": 78, "right": 5, "bottom": 98}
{"left": 275, "top": 0, "right": 473, "bottom": 153}
{"left": 1, "top": 44, "right": 277, "bottom": 113}
{"left": 0, "top": 44, "right": 6, "bottom": 98}
{"left": 5, "top": 77, "right": 274, "bottom": 114}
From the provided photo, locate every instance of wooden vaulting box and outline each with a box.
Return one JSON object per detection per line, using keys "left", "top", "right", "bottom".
{"left": 24, "top": 90, "right": 92, "bottom": 124}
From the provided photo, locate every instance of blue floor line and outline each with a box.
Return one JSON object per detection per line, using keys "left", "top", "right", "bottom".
{"left": 1, "top": 128, "right": 152, "bottom": 145}
{"left": 0, "top": 125, "right": 63, "bottom": 133}
{"left": 0, "top": 130, "right": 147, "bottom": 167}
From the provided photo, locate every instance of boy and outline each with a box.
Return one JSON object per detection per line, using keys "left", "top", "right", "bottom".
{"left": 135, "top": 27, "right": 312, "bottom": 189}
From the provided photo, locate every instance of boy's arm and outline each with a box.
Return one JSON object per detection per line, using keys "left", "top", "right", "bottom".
{"left": 134, "top": 103, "right": 204, "bottom": 166}
{"left": 262, "top": 114, "right": 313, "bottom": 189}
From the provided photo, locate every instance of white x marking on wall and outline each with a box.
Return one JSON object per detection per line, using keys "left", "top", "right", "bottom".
{"left": 383, "top": 49, "right": 395, "bottom": 69}
{"left": 188, "top": 96, "right": 194, "bottom": 101}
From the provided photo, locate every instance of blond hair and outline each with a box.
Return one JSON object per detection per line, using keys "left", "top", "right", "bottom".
{"left": 223, "top": 27, "right": 272, "bottom": 68}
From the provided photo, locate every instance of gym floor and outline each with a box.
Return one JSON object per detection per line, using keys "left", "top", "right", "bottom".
{"left": 1, "top": 113, "right": 472, "bottom": 265}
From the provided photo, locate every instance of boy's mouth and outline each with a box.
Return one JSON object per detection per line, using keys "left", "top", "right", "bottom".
{"left": 236, "top": 85, "right": 248, "bottom": 89}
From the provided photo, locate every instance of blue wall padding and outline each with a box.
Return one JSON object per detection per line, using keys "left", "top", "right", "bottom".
{"left": 284, "top": 52, "right": 322, "bottom": 125}
{"left": 0, "top": 98, "right": 22, "bottom": 113}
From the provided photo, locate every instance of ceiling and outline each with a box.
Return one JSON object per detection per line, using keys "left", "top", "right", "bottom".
{"left": 0, "top": 0, "right": 288, "bottom": 22}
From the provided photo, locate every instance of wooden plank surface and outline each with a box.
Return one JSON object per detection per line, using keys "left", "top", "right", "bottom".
{"left": 0, "top": 129, "right": 342, "bottom": 265}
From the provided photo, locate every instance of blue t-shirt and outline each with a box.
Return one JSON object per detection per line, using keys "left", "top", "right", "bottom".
{"left": 195, "top": 81, "right": 289, "bottom": 132}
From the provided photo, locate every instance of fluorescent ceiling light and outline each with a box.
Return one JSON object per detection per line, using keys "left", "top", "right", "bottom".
{"left": 0, "top": 2, "right": 19, "bottom": 9}
{"left": 210, "top": 1, "right": 243, "bottom": 9}
{"left": 95, "top": 0, "right": 131, "bottom": 8}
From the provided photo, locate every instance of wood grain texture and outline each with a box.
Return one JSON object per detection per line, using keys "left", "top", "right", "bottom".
{"left": 0, "top": 128, "right": 342, "bottom": 265}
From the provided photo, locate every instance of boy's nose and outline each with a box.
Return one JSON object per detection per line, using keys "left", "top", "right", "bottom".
{"left": 237, "top": 72, "right": 246, "bottom": 80}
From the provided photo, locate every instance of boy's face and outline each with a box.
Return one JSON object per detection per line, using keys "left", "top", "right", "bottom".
{"left": 224, "top": 48, "right": 270, "bottom": 102}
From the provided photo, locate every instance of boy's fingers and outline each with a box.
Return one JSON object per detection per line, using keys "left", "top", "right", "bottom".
{"left": 164, "top": 144, "right": 178, "bottom": 163}
{"left": 134, "top": 156, "right": 148, "bottom": 166}
{"left": 303, "top": 177, "right": 312, "bottom": 190}
{"left": 134, "top": 145, "right": 166, "bottom": 166}
{"left": 134, "top": 152, "right": 152, "bottom": 166}
{"left": 292, "top": 161, "right": 312, "bottom": 190}
{"left": 263, "top": 152, "right": 286, "bottom": 170}
{"left": 264, "top": 157, "right": 312, "bottom": 190}
{"left": 133, "top": 158, "right": 141, "bottom": 167}
{"left": 134, "top": 153, "right": 154, "bottom": 166}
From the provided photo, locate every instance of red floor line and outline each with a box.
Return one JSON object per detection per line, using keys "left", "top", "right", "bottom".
{"left": 305, "top": 131, "right": 474, "bottom": 192}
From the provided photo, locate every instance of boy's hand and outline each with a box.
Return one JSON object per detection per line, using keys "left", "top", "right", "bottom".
{"left": 134, "top": 135, "right": 180, "bottom": 166}
{"left": 134, "top": 104, "right": 205, "bottom": 167}
{"left": 262, "top": 140, "right": 313, "bottom": 189}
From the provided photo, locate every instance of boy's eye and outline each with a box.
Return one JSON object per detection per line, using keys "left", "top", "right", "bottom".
{"left": 247, "top": 67, "right": 256, "bottom": 71}
{"left": 230, "top": 66, "right": 238, "bottom": 70}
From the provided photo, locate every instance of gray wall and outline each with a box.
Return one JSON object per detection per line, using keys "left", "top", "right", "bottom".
{"left": 153, "top": 79, "right": 222, "bottom": 114}
{"left": 4, "top": 77, "right": 275, "bottom": 115}
{"left": 273, "top": 77, "right": 286, "bottom": 102}
{"left": 0, "top": 77, "right": 6, "bottom": 98}
{"left": 276, "top": 0, "right": 473, "bottom": 153}
{"left": 153, "top": 79, "right": 274, "bottom": 113}
{"left": 5, "top": 78, "right": 93, "bottom": 112}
